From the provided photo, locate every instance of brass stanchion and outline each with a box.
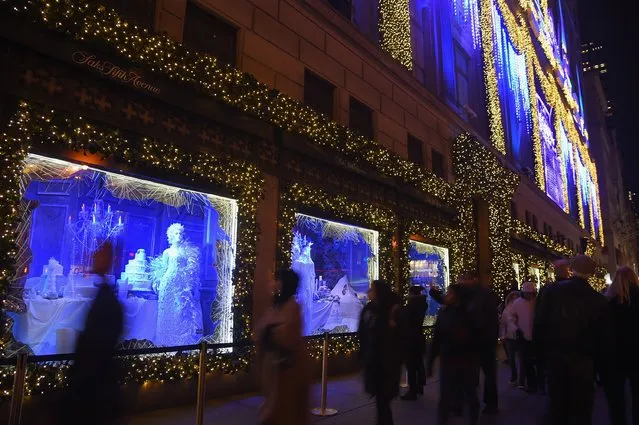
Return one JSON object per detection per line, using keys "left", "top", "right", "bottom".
{"left": 195, "top": 341, "right": 207, "bottom": 425}
{"left": 400, "top": 365, "right": 409, "bottom": 388}
{"left": 8, "top": 353, "right": 28, "bottom": 425}
{"left": 311, "top": 333, "right": 338, "bottom": 417}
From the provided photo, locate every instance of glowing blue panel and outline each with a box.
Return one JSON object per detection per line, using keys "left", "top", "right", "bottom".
{"left": 538, "top": 95, "right": 566, "bottom": 210}
{"left": 408, "top": 240, "right": 449, "bottom": 322}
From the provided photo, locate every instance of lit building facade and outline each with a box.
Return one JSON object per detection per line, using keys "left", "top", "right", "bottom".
{"left": 0, "top": 0, "right": 606, "bottom": 411}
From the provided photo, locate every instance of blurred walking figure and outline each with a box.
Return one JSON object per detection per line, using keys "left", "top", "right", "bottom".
{"left": 511, "top": 282, "right": 539, "bottom": 392}
{"left": 534, "top": 255, "right": 614, "bottom": 425}
{"left": 500, "top": 291, "right": 521, "bottom": 385}
{"left": 55, "top": 242, "right": 123, "bottom": 425}
{"left": 427, "top": 284, "right": 480, "bottom": 425}
{"left": 462, "top": 272, "right": 500, "bottom": 414}
{"left": 534, "top": 259, "right": 570, "bottom": 394}
{"left": 400, "top": 285, "right": 428, "bottom": 401}
{"left": 359, "top": 280, "right": 402, "bottom": 425}
{"left": 255, "top": 269, "right": 310, "bottom": 425}
{"left": 605, "top": 266, "right": 639, "bottom": 425}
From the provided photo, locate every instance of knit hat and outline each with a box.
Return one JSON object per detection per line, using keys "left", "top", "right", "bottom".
{"left": 570, "top": 255, "right": 597, "bottom": 276}
{"left": 521, "top": 281, "right": 536, "bottom": 293}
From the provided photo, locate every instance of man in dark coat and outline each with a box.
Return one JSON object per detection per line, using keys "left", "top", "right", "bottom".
{"left": 462, "top": 273, "right": 500, "bottom": 414}
{"left": 533, "top": 255, "right": 614, "bottom": 425}
{"left": 400, "top": 285, "right": 428, "bottom": 400}
{"left": 534, "top": 259, "right": 570, "bottom": 393}
{"left": 427, "top": 284, "right": 481, "bottom": 425}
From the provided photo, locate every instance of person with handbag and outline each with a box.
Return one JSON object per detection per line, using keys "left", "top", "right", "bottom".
{"left": 511, "top": 282, "right": 538, "bottom": 392}
{"left": 255, "top": 269, "right": 310, "bottom": 425}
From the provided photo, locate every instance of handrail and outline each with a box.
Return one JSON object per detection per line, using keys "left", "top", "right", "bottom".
{"left": 0, "top": 327, "right": 432, "bottom": 366}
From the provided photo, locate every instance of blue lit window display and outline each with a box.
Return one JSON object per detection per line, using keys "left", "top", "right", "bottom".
{"left": 537, "top": 95, "right": 566, "bottom": 210}
{"left": 291, "top": 214, "right": 379, "bottom": 335}
{"left": 10, "top": 154, "right": 238, "bottom": 354}
{"left": 408, "top": 240, "right": 449, "bottom": 321}
{"left": 492, "top": 1, "right": 533, "bottom": 170}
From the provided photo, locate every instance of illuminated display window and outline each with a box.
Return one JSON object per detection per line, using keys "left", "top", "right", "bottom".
{"left": 10, "top": 154, "right": 238, "bottom": 354}
{"left": 291, "top": 213, "right": 379, "bottom": 335}
{"left": 408, "top": 240, "right": 450, "bottom": 319}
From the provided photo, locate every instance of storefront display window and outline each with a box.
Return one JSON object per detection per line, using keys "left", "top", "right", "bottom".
{"left": 291, "top": 213, "right": 379, "bottom": 335}
{"left": 408, "top": 240, "right": 450, "bottom": 319}
{"left": 9, "top": 154, "right": 238, "bottom": 354}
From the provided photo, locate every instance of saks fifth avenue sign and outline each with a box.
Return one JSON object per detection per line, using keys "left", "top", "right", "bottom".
{"left": 72, "top": 50, "right": 161, "bottom": 94}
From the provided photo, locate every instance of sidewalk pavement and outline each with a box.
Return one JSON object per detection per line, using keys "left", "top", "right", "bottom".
{"left": 124, "top": 363, "right": 610, "bottom": 425}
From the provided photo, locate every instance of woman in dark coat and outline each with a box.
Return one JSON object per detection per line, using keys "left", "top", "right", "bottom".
{"left": 400, "top": 285, "right": 428, "bottom": 400}
{"left": 359, "top": 280, "right": 402, "bottom": 425}
{"left": 605, "top": 266, "right": 639, "bottom": 425}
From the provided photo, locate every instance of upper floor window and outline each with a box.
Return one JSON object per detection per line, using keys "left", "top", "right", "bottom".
{"left": 432, "top": 149, "right": 446, "bottom": 179}
{"left": 110, "top": 0, "right": 156, "bottom": 29}
{"left": 454, "top": 43, "right": 469, "bottom": 108}
{"left": 327, "top": 0, "right": 378, "bottom": 43}
{"left": 532, "top": 214, "right": 538, "bottom": 232}
{"left": 407, "top": 134, "right": 425, "bottom": 166}
{"left": 349, "top": 97, "right": 374, "bottom": 140}
{"left": 304, "top": 70, "right": 335, "bottom": 119}
{"left": 525, "top": 210, "right": 531, "bottom": 226}
{"left": 510, "top": 201, "right": 518, "bottom": 219}
{"left": 183, "top": 2, "right": 237, "bottom": 67}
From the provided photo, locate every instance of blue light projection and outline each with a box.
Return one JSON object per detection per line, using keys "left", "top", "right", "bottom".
{"left": 492, "top": 1, "right": 533, "bottom": 169}
{"left": 559, "top": 122, "right": 578, "bottom": 215}
{"left": 538, "top": 95, "right": 566, "bottom": 210}
{"left": 451, "top": 0, "right": 481, "bottom": 49}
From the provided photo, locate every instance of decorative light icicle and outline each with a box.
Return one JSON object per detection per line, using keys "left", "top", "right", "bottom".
{"left": 452, "top": 0, "right": 481, "bottom": 49}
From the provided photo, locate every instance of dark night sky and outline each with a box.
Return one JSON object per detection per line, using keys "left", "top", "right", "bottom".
{"left": 578, "top": 0, "right": 639, "bottom": 192}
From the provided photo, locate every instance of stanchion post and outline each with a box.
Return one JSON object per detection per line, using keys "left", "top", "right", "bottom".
{"left": 8, "top": 353, "right": 28, "bottom": 425}
{"left": 400, "top": 365, "right": 409, "bottom": 388}
{"left": 195, "top": 341, "right": 207, "bottom": 425}
{"left": 311, "top": 333, "right": 337, "bottom": 417}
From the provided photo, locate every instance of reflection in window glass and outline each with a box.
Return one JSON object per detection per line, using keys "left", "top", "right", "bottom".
{"left": 9, "top": 154, "right": 237, "bottom": 354}
{"left": 292, "top": 213, "right": 378, "bottom": 335}
{"left": 408, "top": 240, "right": 450, "bottom": 322}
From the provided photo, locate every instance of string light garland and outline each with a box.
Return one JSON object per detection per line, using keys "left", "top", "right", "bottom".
{"left": 0, "top": 101, "right": 263, "bottom": 396}
{"left": 481, "top": 0, "right": 603, "bottom": 243}
{"left": 0, "top": 0, "right": 454, "bottom": 203}
{"left": 379, "top": 0, "right": 413, "bottom": 69}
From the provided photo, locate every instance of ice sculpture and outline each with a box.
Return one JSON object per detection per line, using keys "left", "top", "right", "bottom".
{"left": 42, "top": 257, "right": 63, "bottom": 299}
{"left": 152, "top": 223, "right": 203, "bottom": 346}
{"left": 291, "top": 232, "right": 315, "bottom": 335}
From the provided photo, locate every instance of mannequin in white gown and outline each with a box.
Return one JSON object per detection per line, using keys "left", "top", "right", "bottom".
{"left": 291, "top": 235, "right": 315, "bottom": 335}
{"left": 329, "top": 275, "right": 363, "bottom": 332}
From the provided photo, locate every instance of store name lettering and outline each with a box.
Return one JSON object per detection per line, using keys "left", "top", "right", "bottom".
{"left": 72, "top": 51, "right": 161, "bottom": 94}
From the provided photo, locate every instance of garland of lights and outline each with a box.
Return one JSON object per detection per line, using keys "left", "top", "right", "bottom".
{"left": 378, "top": 0, "right": 413, "bottom": 69}
{"left": 0, "top": 102, "right": 263, "bottom": 397}
{"left": 277, "top": 182, "right": 396, "bottom": 358}
{"left": 453, "top": 133, "right": 520, "bottom": 300}
{"left": 481, "top": 0, "right": 603, "bottom": 243}
{"left": 0, "top": 0, "right": 454, "bottom": 203}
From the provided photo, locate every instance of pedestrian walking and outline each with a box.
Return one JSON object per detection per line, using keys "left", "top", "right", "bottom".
{"left": 400, "top": 285, "right": 428, "bottom": 401}
{"left": 427, "top": 284, "right": 480, "bottom": 425}
{"left": 462, "top": 272, "right": 500, "bottom": 414}
{"left": 534, "top": 259, "right": 570, "bottom": 394}
{"left": 500, "top": 291, "right": 521, "bottom": 385}
{"left": 358, "top": 279, "right": 402, "bottom": 425}
{"left": 605, "top": 266, "right": 639, "bottom": 425}
{"left": 255, "top": 269, "right": 310, "bottom": 425}
{"left": 534, "top": 255, "right": 614, "bottom": 425}
{"left": 511, "top": 282, "right": 539, "bottom": 392}
{"left": 54, "top": 242, "right": 123, "bottom": 425}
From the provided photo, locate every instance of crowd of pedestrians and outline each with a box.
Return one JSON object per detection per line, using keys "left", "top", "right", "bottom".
{"left": 354, "top": 253, "right": 639, "bottom": 425}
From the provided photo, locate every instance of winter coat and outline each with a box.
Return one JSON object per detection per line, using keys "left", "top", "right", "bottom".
{"left": 400, "top": 294, "right": 428, "bottom": 358}
{"left": 358, "top": 300, "right": 402, "bottom": 400}
{"left": 534, "top": 277, "right": 614, "bottom": 370}
{"left": 256, "top": 299, "right": 310, "bottom": 425}
{"left": 500, "top": 302, "right": 518, "bottom": 340}
{"left": 608, "top": 285, "right": 639, "bottom": 367}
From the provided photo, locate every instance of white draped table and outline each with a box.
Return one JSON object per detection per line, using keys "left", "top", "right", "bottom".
{"left": 9, "top": 296, "right": 158, "bottom": 355}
